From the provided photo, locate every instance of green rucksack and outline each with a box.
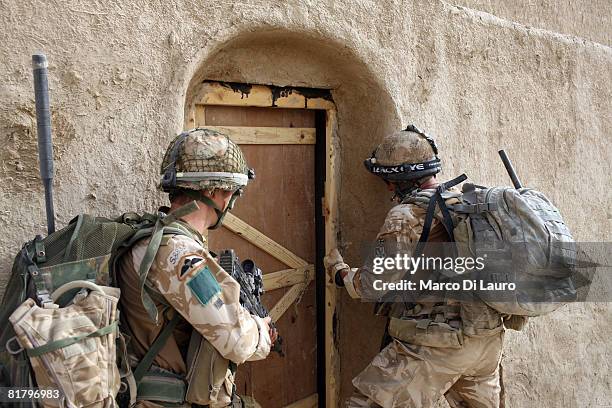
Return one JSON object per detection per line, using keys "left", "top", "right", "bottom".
{"left": 0, "top": 203, "right": 197, "bottom": 405}
{"left": 406, "top": 174, "right": 577, "bottom": 317}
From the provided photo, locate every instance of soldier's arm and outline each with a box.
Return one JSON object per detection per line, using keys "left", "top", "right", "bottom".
{"left": 143, "top": 235, "right": 271, "bottom": 364}
{"left": 339, "top": 204, "right": 425, "bottom": 300}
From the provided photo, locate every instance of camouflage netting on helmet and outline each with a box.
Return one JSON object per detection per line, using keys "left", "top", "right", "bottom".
{"left": 160, "top": 128, "right": 250, "bottom": 191}
{"left": 375, "top": 129, "right": 436, "bottom": 166}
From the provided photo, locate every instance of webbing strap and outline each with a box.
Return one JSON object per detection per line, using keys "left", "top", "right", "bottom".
{"left": 27, "top": 320, "right": 118, "bottom": 357}
{"left": 161, "top": 201, "right": 200, "bottom": 225}
{"left": 415, "top": 197, "right": 438, "bottom": 256}
{"left": 138, "top": 202, "right": 199, "bottom": 322}
{"left": 138, "top": 219, "right": 166, "bottom": 323}
{"left": 449, "top": 203, "right": 498, "bottom": 213}
{"left": 414, "top": 174, "right": 466, "bottom": 256}
{"left": 64, "top": 214, "right": 85, "bottom": 262}
{"left": 133, "top": 312, "right": 181, "bottom": 384}
{"left": 435, "top": 190, "right": 456, "bottom": 242}
{"left": 441, "top": 174, "right": 468, "bottom": 190}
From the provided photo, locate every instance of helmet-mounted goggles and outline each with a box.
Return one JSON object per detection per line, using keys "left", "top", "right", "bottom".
{"left": 363, "top": 124, "right": 441, "bottom": 181}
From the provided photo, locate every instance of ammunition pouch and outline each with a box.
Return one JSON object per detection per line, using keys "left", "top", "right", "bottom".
{"left": 137, "top": 366, "right": 187, "bottom": 405}
{"left": 185, "top": 332, "right": 234, "bottom": 407}
{"left": 388, "top": 317, "right": 464, "bottom": 349}
{"left": 459, "top": 302, "right": 504, "bottom": 337}
{"left": 389, "top": 301, "right": 503, "bottom": 342}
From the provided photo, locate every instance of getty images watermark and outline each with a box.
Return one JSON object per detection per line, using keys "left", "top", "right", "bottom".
{"left": 370, "top": 253, "right": 517, "bottom": 292}
{"left": 354, "top": 241, "right": 610, "bottom": 304}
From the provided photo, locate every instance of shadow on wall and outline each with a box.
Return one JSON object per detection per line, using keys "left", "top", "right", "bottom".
{"left": 183, "top": 28, "right": 401, "bottom": 405}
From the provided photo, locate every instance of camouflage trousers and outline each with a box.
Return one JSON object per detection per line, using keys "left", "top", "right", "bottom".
{"left": 346, "top": 332, "right": 504, "bottom": 408}
{"left": 133, "top": 395, "right": 260, "bottom": 408}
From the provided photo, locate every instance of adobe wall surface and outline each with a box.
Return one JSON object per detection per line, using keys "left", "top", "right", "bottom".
{"left": 0, "top": 1, "right": 610, "bottom": 407}
{"left": 454, "top": 0, "right": 612, "bottom": 46}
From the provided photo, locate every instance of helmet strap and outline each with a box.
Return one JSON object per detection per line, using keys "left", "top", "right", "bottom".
{"left": 210, "top": 190, "right": 241, "bottom": 230}
{"left": 181, "top": 189, "right": 241, "bottom": 230}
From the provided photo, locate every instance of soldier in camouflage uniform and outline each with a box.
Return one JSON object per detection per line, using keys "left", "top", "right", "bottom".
{"left": 118, "top": 128, "right": 276, "bottom": 407}
{"left": 325, "top": 126, "right": 506, "bottom": 408}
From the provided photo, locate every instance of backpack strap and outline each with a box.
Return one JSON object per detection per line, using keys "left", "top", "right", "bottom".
{"left": 447, "top": 183, "right": 498, "bottom": 214}
{"left": 63, "top": 215, "right": 85, "bottom": 262}
{"left": 132, "top": 311, "right": 181, "bottom": 384}
{"left": 414, "top": 174, "right": 467, "bottom": 256}
{"left": 137, "top": 201, "right": 200, "bottom": 323}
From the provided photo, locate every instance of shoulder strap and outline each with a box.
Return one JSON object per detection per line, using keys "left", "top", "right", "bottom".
{"left": 414, "top": 174, "right": 467, "bottom": 256}
{"left": 136, "top": 202, "right": 200, "bottom": 323}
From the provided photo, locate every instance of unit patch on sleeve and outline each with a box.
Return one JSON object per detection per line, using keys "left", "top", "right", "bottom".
{"left": 180, "top": 256, "right": 204, "bottom": 277}
{"left": 187, "top": 265, "right": 221, "bottom": 306}
{"left": 176, "top": 254, "right": 205, "bottom": 281}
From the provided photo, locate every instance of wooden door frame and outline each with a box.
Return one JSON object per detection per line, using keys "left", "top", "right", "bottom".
{"left": 184, "top": 81, "right": 340, "bottom": 408}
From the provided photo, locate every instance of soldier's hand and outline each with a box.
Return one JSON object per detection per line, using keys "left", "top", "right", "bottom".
{"left": 324, "top": 248, "right": 349, "bottom": 283}
{"left": 324, "top": 248, "right": 343, "bottom": 271}
{"left": 263, "top": 316, "right": 278, "bottom": 344}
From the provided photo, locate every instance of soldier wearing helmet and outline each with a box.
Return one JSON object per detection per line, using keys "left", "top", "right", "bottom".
{"left": 117, "top": 128, "right": 275, "bottom": 408}
{"left": 325, "top": 125, "right": 505, "bottom": 407}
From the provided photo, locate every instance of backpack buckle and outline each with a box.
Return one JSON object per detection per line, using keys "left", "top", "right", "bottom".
{"left": 476, "top": 202, "right": 498, "bottom": 212}
{"left": 36, "top": 290, "right": 53, "bottom": 305}
{"left": 34, "top": 236, "right": 46, "bottom": 263}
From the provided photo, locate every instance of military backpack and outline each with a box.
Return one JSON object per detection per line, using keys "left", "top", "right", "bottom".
{"left": 0, "top": 204, "right": 197, "bottom": 407}
{"left": 405, "top": 174, "right": 577, "bottom": 317}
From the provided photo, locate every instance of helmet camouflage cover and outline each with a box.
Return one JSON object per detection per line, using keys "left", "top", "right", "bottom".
{"left": 364, "top": 124, "right": 441, "bottom": 181}
{"left": 160, "top": 128, "right": 253, "bottom": 192}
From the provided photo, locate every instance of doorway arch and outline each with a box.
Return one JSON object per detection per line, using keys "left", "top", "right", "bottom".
{"left": 184, "top": 28, "right": 400, "bottom": 408}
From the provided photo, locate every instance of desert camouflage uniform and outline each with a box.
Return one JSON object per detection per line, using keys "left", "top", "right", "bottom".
{"left": 343, "top": 194, "right": 504, "bottom": 408}
{"left": 118, "top": 218, "right": 271, "bottom": 407}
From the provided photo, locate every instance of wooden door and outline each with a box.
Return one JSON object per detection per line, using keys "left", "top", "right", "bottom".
{"left": 185, "top": 81, "right": 339, "bottom": 408}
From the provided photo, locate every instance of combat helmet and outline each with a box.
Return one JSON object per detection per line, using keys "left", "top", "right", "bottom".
{"left": 160, "top": 127, "right": 254, "bottom": 228}
{"left": 364, "top": 124, "right": 441, "bottom": 198}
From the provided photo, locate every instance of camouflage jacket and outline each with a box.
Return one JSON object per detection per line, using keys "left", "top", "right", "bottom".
{"left": 118, "top": 220, "right": 271, "bottom": 375}
{"left": 344, "top": 197, "right": 449, "bottom": 300}
{"left": 343, "top": 189, "right": 504, "bottom": 336}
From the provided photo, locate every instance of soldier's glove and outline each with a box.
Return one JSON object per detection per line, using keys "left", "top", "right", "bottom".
{"left": 324, "top": 248, "right": 350, "bottom": 287}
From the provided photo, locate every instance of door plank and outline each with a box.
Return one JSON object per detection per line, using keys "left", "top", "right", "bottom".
{"left": 204, "top": 105, "right": 315, "bottom": 128}
{"left": 264, "top": 265, "right": 314, "bottom": 291}
{"left": 269, "top": 280, "right": 312, "bottom": 322}
{"left": 197, "top": 81, "right": 334, "bottom": 110}
{"left": 324, "top": 109, "right": 341, "bottom": 408}
{"left": 194, "top": 105, "right": 206, "bottom": 126}
{"left": 203, "top": 125, "right": 315, "bottom": 144}
{"left": 284, "top": 393, "right": 318, "bottom": 408}
{"left": 224, "top": 213, "right": 309, "bottom": 269}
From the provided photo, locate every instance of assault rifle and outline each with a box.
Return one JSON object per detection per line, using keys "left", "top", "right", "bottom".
{"left": 218, "top": 249, "right": 283, "bottom": 355}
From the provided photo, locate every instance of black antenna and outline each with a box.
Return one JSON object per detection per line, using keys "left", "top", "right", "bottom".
{"left": 498, "top": 150, "right": 523, "bottom": 189}
{"left": 32, "top": 53, "right": 56, "bottom": 234}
